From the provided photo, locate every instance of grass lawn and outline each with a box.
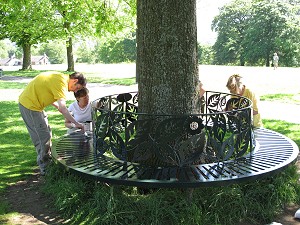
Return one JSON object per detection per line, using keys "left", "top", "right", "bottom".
{"left": 1, "top": 70, "right": 136, "bottom": 85}
{"left": 0, "top": 66, "right": 300, "bottom": 225}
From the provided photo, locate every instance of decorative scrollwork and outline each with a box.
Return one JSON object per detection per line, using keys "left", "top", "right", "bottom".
{"left": 92, "top": 91, "right": 254, "bottom": 167}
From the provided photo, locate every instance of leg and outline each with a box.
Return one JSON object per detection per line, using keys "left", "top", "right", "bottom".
{"left": 19, "top": 103, "right": 52, "bottom": 175}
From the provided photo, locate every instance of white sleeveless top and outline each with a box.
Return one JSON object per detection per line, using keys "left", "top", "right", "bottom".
{"left": 68, "top": 101, "right": 92, "bottom": 122}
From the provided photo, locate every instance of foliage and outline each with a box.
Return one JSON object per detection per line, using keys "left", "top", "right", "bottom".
{"left": 0, "top": 0, "right": 61, "bottom": 69}
{"left": 75, "top": 35, "right": 137, "bottom": 64}
{"left": 76, "top": 40, "right": 98, "bottom": 64}
{"left": 49, "top": 0, "right": 136, "bottom": 70}
{"left": 244, "top": 0, "right": 300, "bottom": 67}
{"left": 0, "top": 0, "right": 137, "bottom": 70}
{"left": 0, "top": 0, "right": 59, "bottom": 45}
{"left": 198, "top": 44, "right": 214, "bottom": 65}
{"left": 95, "top": 34, "right": 136, "bottom": 63}
{"left": 0, "top": 39, "right": 16, "bottom": 59}
{"left": 212, "top": 0, "right": 300, "bottom": 67}
{"left": 212, "top": 0, "right": 252, "bottom": 66}
{"left": 36, "top": 40, "right": 67, "bottom": 64}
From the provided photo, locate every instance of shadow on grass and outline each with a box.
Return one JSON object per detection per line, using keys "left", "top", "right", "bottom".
{"left": 263, "top": 119, "right": 300, "bottom": 146}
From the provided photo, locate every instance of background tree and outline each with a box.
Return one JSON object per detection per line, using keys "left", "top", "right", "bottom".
{"left": 36, "top": 41, "right": 67, "bottom": 64}
{"left": 0, "top": 39, "right": 15, "bottom": 58}
{"left": 212, "top": 0, "right": 300, "bottom": 67}
{"left": 95, "top": 34, "right": 136, "bottom": 63}
{"left": 50, "top": 0, "right": 99, "bottom": 71}
{"left": 0, "top": 0, "right": 60, "bottom": 70}
{"left": 198, "top": 44, "right": 214, "bottom": 65}
{"left": 212, "top": 0, "right": 252, "bottom": 66}
{"left": 244, "top": 0, "right": 299, "bottom": 66}
{"left": 51, "top": 0, "right": 136, "bottom": 71}
{"left": 76, "top": 40, "right": 98, "bottom": 64}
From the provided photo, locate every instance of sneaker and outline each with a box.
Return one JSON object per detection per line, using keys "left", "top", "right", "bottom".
{"left": 294, "top": 208, "right": 300, "bottom": 218}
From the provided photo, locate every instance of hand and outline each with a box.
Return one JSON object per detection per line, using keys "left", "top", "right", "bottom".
{"left": 75, "top": 122, "right": 85, "bottom": 132}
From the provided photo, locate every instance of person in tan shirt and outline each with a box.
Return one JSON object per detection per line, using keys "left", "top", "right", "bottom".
{"left": 226, "top": 74, "right": 263, "bottom": 128}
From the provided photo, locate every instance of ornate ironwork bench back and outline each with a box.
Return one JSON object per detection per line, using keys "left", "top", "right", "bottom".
{"left": 92, "top": 91, "right": 254, "bottom": 167}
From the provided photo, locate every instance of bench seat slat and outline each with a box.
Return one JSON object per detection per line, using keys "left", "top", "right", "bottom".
{"left": 52, "top": 128, "right": 299, "bottom": 188}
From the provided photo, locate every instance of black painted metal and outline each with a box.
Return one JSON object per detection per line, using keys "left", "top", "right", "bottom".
{"left": 92, "top": 91, "right": 254, "bottom": 167}
{"left": 52, "top": 128, "right": 299, "bottom": 188}
{"left": 51, "top": 91, "right": 298, "bottom": 188}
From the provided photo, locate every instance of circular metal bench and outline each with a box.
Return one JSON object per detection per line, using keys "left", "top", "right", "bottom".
{"left": 52, "top": 128, "right": 298, "bottom": 188}
{"left": 51, "top": 91, "right": 299, "bottom": 188}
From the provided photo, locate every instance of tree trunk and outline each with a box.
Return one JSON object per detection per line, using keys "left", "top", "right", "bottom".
{"left": 22, "top": 44, "right": 32, "bottom": 70}
{"left": 137, "top": 0, "right": 199, "bottom": 115}
{"left": 66, "top": 37, "right": 74, "bottom": 72}
{"left": 135, "top": 0, "right": 201, "bottom": 166}
{"left": 266, "top": 53, "right": 270, "bottom": 67}
{"left": 64, "top": 20, "right": 74, "bottom": 72}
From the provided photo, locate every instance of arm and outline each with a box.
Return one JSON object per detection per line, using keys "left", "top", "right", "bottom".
{"left": 56, "top": 99, "right": 84, "bottom": 130}
{"left": 199, "top": 82, "right": 205, "bottom": 97}
{"left": 64, "top": 114, "right": 75, "bottom": 129}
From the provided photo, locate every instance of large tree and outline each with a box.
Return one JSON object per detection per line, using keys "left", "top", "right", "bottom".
{"left": 136, "top": 0, "right": 201, "bottom": 166}
{"left": 51, "top": 0, "right": 136, "bottom": 71}
{"left": 244, "top": 0, "right": 300, "bottom": 66}
{"left": 50, "top": 0, "right": 99, "bottom": 71}
{"left": 212, "top": 0, "right": 300, "bottom": 67}
{"left": 137, "top": 0, "right": 199, "bottom": 115}
{"left": 212, "top": 0, "right": 252, "bottom": 66}
{"left": 0, "top": 0, "right": 60, "bottom": 70}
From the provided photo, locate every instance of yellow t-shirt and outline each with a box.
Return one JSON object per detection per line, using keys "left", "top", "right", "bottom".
{"left": 19, "top": 71, "right": 69, "bottom": 111}
{"left": 243, "top": 88, "right": 263, "bottom": 127}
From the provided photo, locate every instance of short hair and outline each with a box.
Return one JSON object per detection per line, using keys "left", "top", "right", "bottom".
{"left": 74, "top": 87, "right": 89, "bottom": 99}
{"left": 226, "top": 74, "right": 243, "bottom": 93}
{"left": 69, "top": 72, "right": 87, "bottom": 86}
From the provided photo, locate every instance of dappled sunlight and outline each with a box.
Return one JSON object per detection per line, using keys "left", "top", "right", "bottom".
{"left": 1, "top": 65, "right": 300, "bottom": 225}
{"left": 264, "top": 119, "right": 300, "bottom": 146}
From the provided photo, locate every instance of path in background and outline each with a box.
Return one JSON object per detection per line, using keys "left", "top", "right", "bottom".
{"left": 1, "top": 64, "right": 300, "bottom": 123}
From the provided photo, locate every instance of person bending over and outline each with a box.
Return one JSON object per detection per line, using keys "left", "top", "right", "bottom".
{"left": 18, "top": 71, "right": 87, "bottom": 175}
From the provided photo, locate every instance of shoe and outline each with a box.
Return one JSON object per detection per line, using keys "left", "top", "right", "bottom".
{"left": 294, "top": 208, "right": 300, "bottom": 218}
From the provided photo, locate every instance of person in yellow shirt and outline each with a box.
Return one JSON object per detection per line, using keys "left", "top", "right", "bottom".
{"left": 226, "top": 74, "right": 263, "bottom": 128}
{"left": 18, "top": 71, "right": 87, "bottom": 175}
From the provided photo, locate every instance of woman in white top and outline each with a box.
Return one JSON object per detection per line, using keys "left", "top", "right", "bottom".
{"left": 65, "top": 87, "right": 92, "bottom": 134}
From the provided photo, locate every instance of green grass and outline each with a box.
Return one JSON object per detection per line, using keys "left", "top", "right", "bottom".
{"left": 0, "top": 100, "right": 300, "bottom": 224}
{"left": 0, "top": 81, "right": 27, "bottom": 89}
{"left": 1, "top": 70, "right": 136, "bottom": 85}
{"left": 0, "top": 76, "right": 300, "bottom": 225}
{"left": 261, "top": 93, "right": 300, "bottom": 104}
{"left": 87, "top": 76, "right": 136, "bottom": 85}
{"left": 2, "top": 70, "right": 51, "bottom": 78}
{"left": 0, "top": 103, "right": 66, "bottom": 192}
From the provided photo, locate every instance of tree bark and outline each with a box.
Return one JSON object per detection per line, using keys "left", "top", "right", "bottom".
{"left": 134, "top": 0, "right": 202, "bottom": 166}
{"left": 66, "top": 36, "right": 74, "bottom": 72}
{"left": 22, "top": 44, "right": 32, "bottom": 70}
{"left": 137, "top": 0, "right": 199, "bottom": 115}
{"left": 64, "top": 20, "right": 74, "bottom": 72}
